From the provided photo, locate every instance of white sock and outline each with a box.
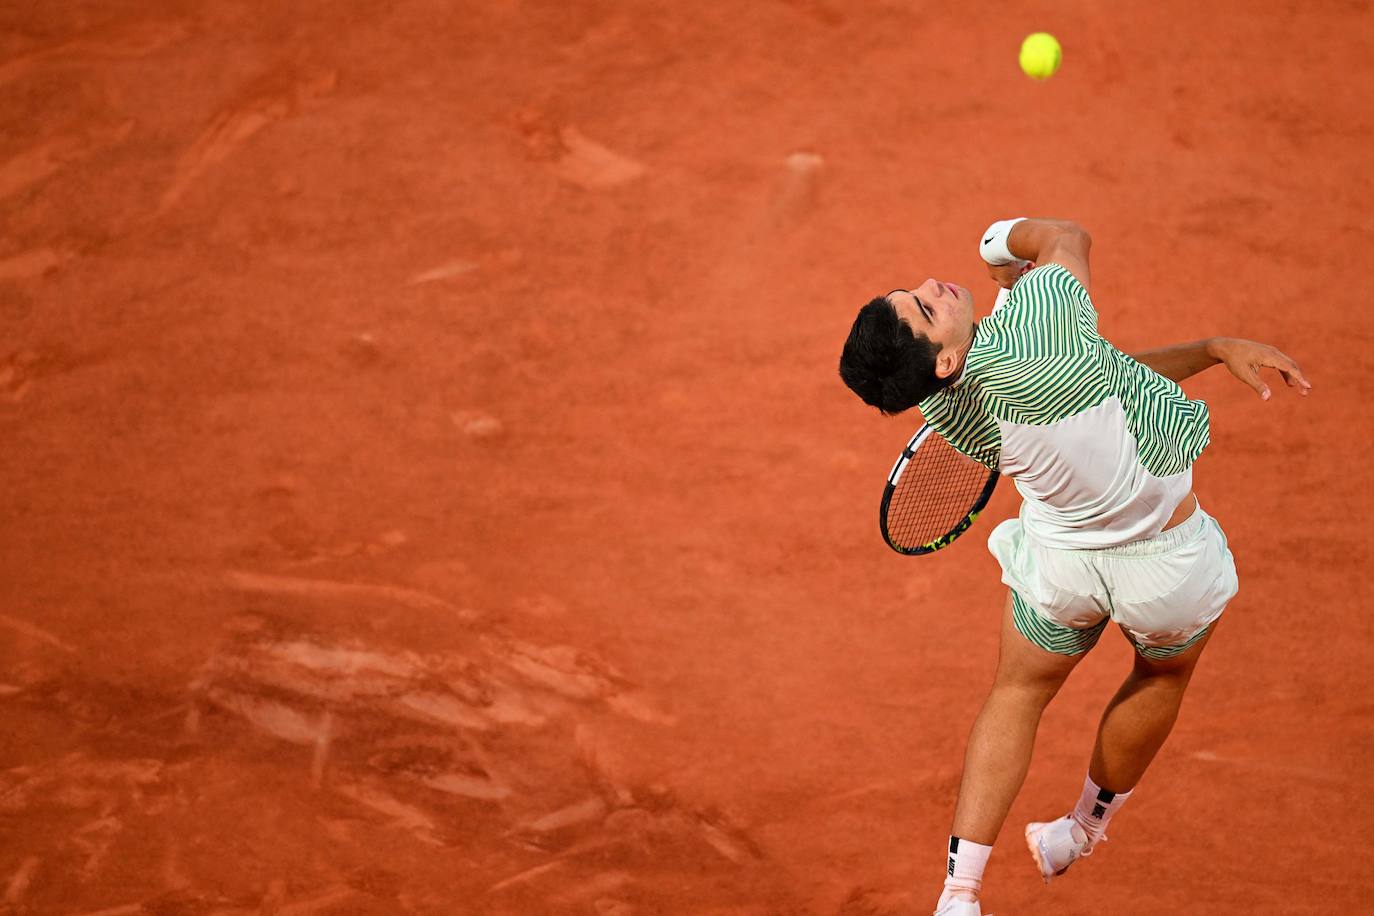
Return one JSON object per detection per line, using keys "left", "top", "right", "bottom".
{"left": 939, "top": 835, "right": 992, "bottom": 904}
{"left": 1071, "top": 775, "right": 1132, "bottom": 846}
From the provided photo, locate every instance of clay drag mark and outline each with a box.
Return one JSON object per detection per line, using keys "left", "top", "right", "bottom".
{"left": 0, "top": 247, "right": 72, "bottom": 282}
{"left": 0, "top": 19, "right": 189, "bottom": 88}
{"left": 515, "top": 108, "right": 647, "bottom": 190}
{"left": 0, "top": 120, "right": 135, "bottom": 202}
{"left": 0, "top": 345, "right": 107, "bottom": 403}
{"left": 156, "top": 66, "right": 337, "bottom": 214}
{"left": 0, "top": 582, "right": 787, "bottom": 913}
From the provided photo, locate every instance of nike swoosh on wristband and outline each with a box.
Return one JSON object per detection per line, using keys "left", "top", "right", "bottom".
{"left": 983, "top": 236, "right": 994, "bottom": 244}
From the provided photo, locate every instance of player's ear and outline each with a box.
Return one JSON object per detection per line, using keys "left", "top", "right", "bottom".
{"left": 934, "top": 346, "right": 960, "bottom": 379}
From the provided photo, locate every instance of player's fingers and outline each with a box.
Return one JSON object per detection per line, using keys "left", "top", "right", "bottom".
{"left": 1283, "top": 366, "right": 1311, "bottom": 391}
{"left": 1240, "top": 363, "right": 1270, "bottom": 400}
{"left": 1269, "top": 357, "right": 1311, "bottom": 394}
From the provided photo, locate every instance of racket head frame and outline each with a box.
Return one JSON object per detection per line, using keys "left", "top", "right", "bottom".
{"left": 879, "top": 424, "right": 1000, "bottom": 556}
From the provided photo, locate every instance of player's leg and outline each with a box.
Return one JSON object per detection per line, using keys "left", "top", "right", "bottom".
{"left": 1023, "top": 625, "right": 1218, "bottom": 886}
{"left": 950, "top": 591, "right": 1084, "bottom": 844}
{"left": 1025, "top": 505, "right": 1236, "bottom": 884}
{"left": 938, "top": 589, "right": 1103, "bottom": 912}
{"left": 1089, "top": 622, "right": 1217, "bottom": 792}
{"left": 1070, "top": 506, "right": 1235, "bottom": 852}
{"left": 1023, "top": 626, "right": 1223, "bottom": 885}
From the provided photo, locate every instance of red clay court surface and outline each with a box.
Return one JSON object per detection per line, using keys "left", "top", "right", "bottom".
{"left": 2, "top": 2, "right": 1371, "bottom": 914}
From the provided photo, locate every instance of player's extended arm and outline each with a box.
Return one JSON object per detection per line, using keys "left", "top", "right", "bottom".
{"left": 1132, "top": 337, "right": 1311, "bottom": 400}
{"left": 1006, "top": 218, "right": 1091, "bottom": 290}
{"left": 980, "top": 217, "right": 1091, "bottom": 291}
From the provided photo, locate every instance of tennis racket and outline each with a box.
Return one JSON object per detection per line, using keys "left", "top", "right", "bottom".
{"left": 879, "top": 425, "right": 999, "bottom": 555}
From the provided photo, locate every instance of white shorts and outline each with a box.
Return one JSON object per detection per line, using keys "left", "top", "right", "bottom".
{"left": 988, "top": 500, "right": 1239, "bottom": 658}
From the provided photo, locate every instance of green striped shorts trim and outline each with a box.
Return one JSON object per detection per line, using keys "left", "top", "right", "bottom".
{"left": 1128, "top": 624, "right": 1210, "bottom": 659}
{"left": 1010, "top": 590, "right": 1211, "bottom": 659}
{"left": 1010, "top": 590, "right": 1108, "bottom": 656}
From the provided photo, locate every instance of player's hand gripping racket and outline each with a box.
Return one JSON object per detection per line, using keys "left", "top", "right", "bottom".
{"left": 879, "top": 425, "right": 999, "bottom": 555}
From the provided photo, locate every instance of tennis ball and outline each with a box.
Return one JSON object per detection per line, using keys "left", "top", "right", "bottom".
{"left": 1019, "top": 32, "right": 1062, "bottom": 80}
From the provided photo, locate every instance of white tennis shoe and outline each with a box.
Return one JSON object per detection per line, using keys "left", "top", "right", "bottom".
{"left": 1024, "top": 815, "right": 1094, "bottom": 883}
{"left": 933, "top": 894, "right": 983, "bottom": 916}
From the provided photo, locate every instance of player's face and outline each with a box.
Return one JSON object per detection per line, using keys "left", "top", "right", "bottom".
{"left": 886, "top": 279, "right": 975, "bottom": 375}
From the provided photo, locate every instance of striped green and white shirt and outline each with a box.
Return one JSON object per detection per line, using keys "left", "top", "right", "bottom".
{"left": 919, "top": 264, "right": 1210, "bottom": 549}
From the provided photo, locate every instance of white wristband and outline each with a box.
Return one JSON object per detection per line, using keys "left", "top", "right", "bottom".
{"left": 979, "top": 217, "right": 1028, "bottom": 266}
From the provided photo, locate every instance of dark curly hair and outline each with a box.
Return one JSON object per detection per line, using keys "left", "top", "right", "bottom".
{"left": 838, "top": 296, "right": 955, "bottom": 414}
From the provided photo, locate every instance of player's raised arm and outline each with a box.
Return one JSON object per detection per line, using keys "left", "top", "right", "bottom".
{"left": 1132, "top": 337, "right": 1311, "bottom": 400}
{"left": 980, "top": 217, "right": 1092, "bottom": 291}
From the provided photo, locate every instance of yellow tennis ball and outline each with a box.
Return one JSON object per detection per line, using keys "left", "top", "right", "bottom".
{"left": 1019, "top": 32, "right": 1062, "bottom": 80}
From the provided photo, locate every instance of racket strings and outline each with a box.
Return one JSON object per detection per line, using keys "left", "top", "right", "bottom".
{"left": 886, "top": 435, "right": 992, "bottom": 549}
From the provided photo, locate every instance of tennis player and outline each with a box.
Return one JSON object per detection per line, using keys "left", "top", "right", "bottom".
{"left": 837, "top": 217, "right": 1309, "bottom": 916}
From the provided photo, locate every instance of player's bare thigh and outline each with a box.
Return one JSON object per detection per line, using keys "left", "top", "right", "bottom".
{"left": 992, "top": 591, "right": 1081, "bottom": 696}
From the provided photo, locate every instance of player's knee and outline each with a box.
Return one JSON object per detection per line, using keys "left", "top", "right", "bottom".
{"left": 990, "top": 665, "right": 1071, "bottom": 704}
